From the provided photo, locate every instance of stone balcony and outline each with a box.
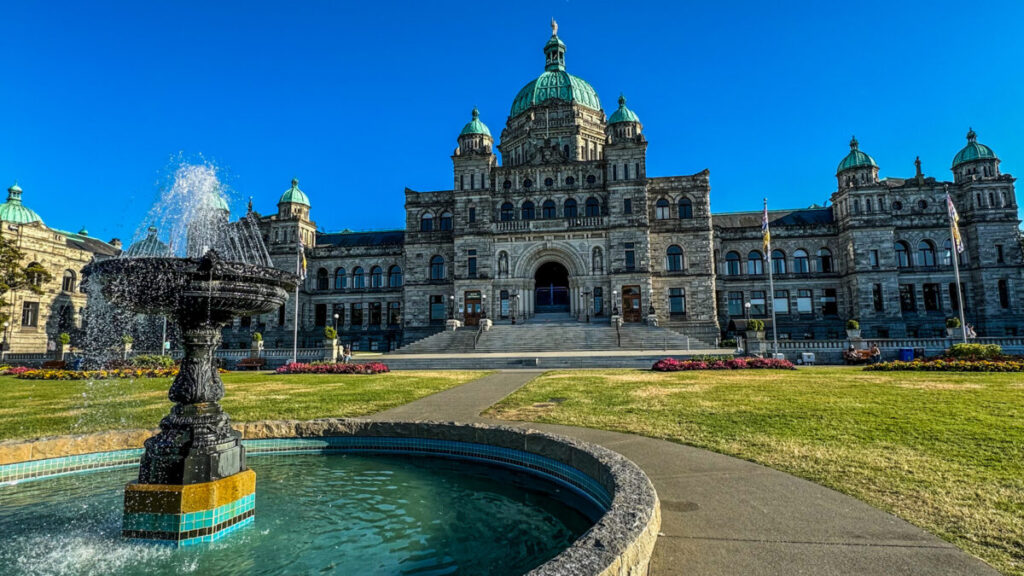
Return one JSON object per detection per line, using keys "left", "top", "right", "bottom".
{"left": 493, "top": 216, "right": 605, "bottom": 234}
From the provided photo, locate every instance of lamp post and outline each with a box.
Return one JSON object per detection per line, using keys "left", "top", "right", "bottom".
{"left": 481, "top": 293, "right": 487, "bottom": 319}
{"left": 333, "top": 312, "right": 339, "bottom": 331}
{"left": 612, "top": 289, "right": 619, "bottom": 316}
{"left": 648, "top": 290, "right": 656, "bottom": 315}
{"left": 1, "top": 320, "right": 8, "bottom": 362}
{"left": 744, "top": 301, "right": 751, "bottom": 320}
{"left": 448, "top": 294, "right": 455, "bottom": 320}
{"left": 510, "top": 291, "right": 519, "bottom": 324}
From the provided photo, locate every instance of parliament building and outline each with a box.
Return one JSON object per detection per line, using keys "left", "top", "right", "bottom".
{"left": 214, "top": 24, "right": 1024, "bottom": 352}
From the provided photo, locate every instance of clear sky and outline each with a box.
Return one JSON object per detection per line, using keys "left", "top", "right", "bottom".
{"left": 2, "top": 0, "right": 1023, "bottom": 244}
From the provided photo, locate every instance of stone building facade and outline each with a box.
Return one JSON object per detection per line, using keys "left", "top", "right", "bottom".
{"left": 221, "top": 25, "right": 1024, "bottom": 351}
{"left": 0, "top": 183, "right": 120, "bottom": 354}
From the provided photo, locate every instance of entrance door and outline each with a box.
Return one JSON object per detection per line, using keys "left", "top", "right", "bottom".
{"left": 534, "top": 262, "right": 570, "bottom": 313}
{"left": 464, "top": 291, "right": 482, "bottom": 326}
{"left": 622, "top": 285, "right": 642, "bottom": 323}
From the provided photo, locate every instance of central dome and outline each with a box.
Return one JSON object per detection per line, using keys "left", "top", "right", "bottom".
{"left": 509, "top": 22, "right": 601, "bottom": 118}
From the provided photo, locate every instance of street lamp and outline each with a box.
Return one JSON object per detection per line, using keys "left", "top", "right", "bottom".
{"left": 612, "top": 289, "right": 619, "bottom": 316}
{"left": 744, "top": 301, "right": 751, "bottom": 320}
{"left": 1, "top": 320, "right": 8, "bottom": 361}
{"left": 448, "top": 295, "right": 455, "bottom": 320}
{"left": 648, "top": 291, "right": 656, "bottom": 315}
{"left": 481, "top": 293, "right": 487, "bottom": 319}
{"left": 333, "top": 312, "right": 339, "bottom": 331}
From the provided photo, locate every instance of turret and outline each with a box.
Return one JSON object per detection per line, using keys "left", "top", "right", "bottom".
{"left": 952, "top": 128, "right": 1000, "bottom": 183}
{"left": 836, "top": 136, "right": 879, "bottom": 189}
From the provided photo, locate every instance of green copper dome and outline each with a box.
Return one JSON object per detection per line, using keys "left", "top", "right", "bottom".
{"left": 204, "top": 192, "right": 230, "bottom": 213}
{"left": 459, "top": 107, "right": 491, "bottom": 137}
{"left": 279, "top": 178, "right": 310, "bottom": 207}
{"left": 952, "top": 128, "right": 997, "bottom": 168}
{"left": 836, "top": 136, "right": 878, "bottom": 174}
{"left": 0, "top": 182, "right": 44, "bottom": 225}
{"left": 510, "top": 24, "right": 601, "bottom": 118}
{"left": 608, "top": 94, "right": 640, "bottom": 124}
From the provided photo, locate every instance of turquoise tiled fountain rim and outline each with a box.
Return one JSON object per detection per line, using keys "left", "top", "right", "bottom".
{"left": 0, "top": 436, "right": 612, "bottom": 513}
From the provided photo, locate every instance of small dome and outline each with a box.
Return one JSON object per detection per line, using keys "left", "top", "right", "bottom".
{"left": 459, "top": 107, "right": 491, "bottom": 137}
{"left": 279, "top": 178, "right": 310, "bottom": 207}
{"left": 0, "top": 182, "right": 44, "bottom": 225}
{"left": 837, "top": 136, "right": 878, "bottom": 174}
{"left": 608, "top": 94, "right": 640, "bottom": 124}
{"left": 78, "top": 227, "right": 89, "bottom": 236}
{"left": 203, "top": 192, "right": 230, "bottom": 213}
{"left": 952, "top": 128, "right": 997, "bottom": 168}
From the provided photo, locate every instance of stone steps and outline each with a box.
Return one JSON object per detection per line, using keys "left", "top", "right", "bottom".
{"left": 390, "top": 328, "right": 477, "bottom": 355}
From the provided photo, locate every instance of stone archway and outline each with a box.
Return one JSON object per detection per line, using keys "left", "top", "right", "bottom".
{"left": 534, "top": 261, "right": 570, "bottom": 313}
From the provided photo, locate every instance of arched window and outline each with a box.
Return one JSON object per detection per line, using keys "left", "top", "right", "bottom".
{"left": 61, "top": 269, "right": 76, "bottom": 292}
{"left": 420, "top": 212, "right": 434, "bottom": 232}
{"left": 592, "top": 247, "right": 604, "bottom": 274}
{"left": 334, "top": 267, "right": 347, "bottom": 289}
{"left": 585, "top": 197, "right": 600, "bottom": 217}
{"left": 500, "top": 202, "right": 514, "bottom": 221}
{"left": 655, "top": 198, "right": 670, "bottom": 220}
{"left": 818, "top": 248, "right": 834, "bottom": 273}
{"left": 439, "top": 212, "right": 453, "bottom": 230}
{"left": 352, "top": 267, "right": 365, "bottom": 288}
{"left": 894, "top": 242, "right": 910, "bottom": 268}
{"left": 370, "top": 266, "right": 383, "bottom": 288}
{"left": 388, "top": 265, "right": 403, "bottom": 287}
{"left": 666, "top": 245, "right": 684, "bottom": 271}
{"left": 521, "top": 201, "right": 535, "bottom": 220}
{"left": 725, "top": 251, "right": 741, "bottom": 275}
{"left": 678, "top": 198, "right": 693, "bottom": 219}
{"left": 564, "top": 198, "right": 578, "bottom": 218}
{"left": 747, "top": 251, "right": 764, "bottom": 275}
{"left": 430, "top": 256, "right": 445, "bottom": 280}
{"left": 771, "top": 250, "right": 786, "bottom": 274}
{"left": 918, "top": 240, "right": 936, "bottom": 267}
{"left": 316, "top": 268, "right": 329, "bottom": 291}
{"left": 793, "top": 249, "right": 809, "bottom": 273}
{"left": 542, "top": 200, "right": 556, "bottom": 219}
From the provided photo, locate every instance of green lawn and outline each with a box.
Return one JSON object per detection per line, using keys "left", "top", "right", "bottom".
{"left": 0, "top": 370, "right": 489, "bottom": 442}
{"left": 485, "top": 367, "right": 1024, "bottom": 576}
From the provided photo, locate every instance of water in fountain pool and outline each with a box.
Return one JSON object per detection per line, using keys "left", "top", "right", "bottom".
{"left": 0, "top": 453, "right": 593, "bottom": 575}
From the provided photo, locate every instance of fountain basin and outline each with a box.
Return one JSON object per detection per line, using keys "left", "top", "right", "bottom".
{"left": 0, "top": 420, "right": 661, "bottom": 575}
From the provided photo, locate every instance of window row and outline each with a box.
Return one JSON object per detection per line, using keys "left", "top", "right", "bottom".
{"left": 502, "top": 174, "right": 600, "bottom": 188}
{"left": 499, "top": 197, "right": 602, "bottom": 221}
{"left": 419, "top": 211, "right": 453, "bottom": 232}
{"left": 654, "top": 198, "right": 693, "bottom": 220}
{"left": 314, "top": 302, "right": 401, "bottom": 328}
{"left": 723, "top": 249, "right": 834, "bottom": 276}
{"left": 316, "top": 266, "right": 403, "bottom": 290}
{"left": 726, "top": 288, "right": 838, "bottom": 316}
{"left": 894, "top": 239, "right": 968, "bottom": 268}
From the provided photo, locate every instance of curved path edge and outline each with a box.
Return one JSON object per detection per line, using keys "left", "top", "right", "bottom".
{"left": 370, "top": 370, "right": 1000, "bottom": 576}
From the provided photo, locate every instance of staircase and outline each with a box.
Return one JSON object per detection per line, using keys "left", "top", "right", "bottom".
{"left": 390, "top": 328, "right": 477, "bottom": 355}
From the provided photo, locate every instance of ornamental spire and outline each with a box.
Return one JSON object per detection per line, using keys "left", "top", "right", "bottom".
{"left": 551, "top": 18, "right": 558, "bottom": 36}
{"left": 966, "top": 127, "right": 977, "bottom": 142}
{"left": 544, "top": 20, "right": 566, "bottom": 71}
{"left": 850, "top": 135, "right": 859, "bottom": 150}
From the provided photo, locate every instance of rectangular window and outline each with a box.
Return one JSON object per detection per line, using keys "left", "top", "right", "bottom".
{"left": 669, "top": 288, "right": 686, "bottom": 315}
{"left": 999, "top": 279, "right": 1010, "bottom": 308}
{"left": 429, "top": 295, "right": 445, "bottom": 322}
{"left": 873, "top": 283, "right": 884, "bottom": 311}
{"left": 751, "top": 290, "right": 766, "bottom": 316}
{"left": 21, "top": 301, "right": 38, "bottom": 327}
{"left": 624, "top": 198, "right": 632, "bottom": 214}
{"left": 923, "top": 283, "right": 941, "bottom": 311}
{"left": 624, "top": 164, "right": 629, "bottom": 179}
{"left": 773, "top": 290, "right": 789, "bottom": 315}
{"left": 727, "top": 291, "right": 744, "bottom": 316}
{"left": 822, "top": 288, "right": 838, "bottom": 315}
{"left": 350, "top": 302, "right": 364, "bottom": 326}
{"left": 278, "top": 305, "right": 286, "bottom": 326}
{"left": 468, "top": 207, "right": 476, "bottom": 223}
{"left": 369, "top": 302, "right": 382, "bottom": 326}
{"left": 625, "top": 250, "right": 635, "bottom": 271}
{"left": 869, "top": 250, "right": 879, "bottom": 268}
{"left": 314, "top": 304, "right": 327, "bottom": 327}
{"left": 333, "top": 304, "right": 345, "bottom": 327}
{"left": 797, "top": 289, "right": 812, "bottom": 313}
{"left": 468, "top": 257, "right": 477, "bottom": 278}
{"left": 949, "top": 283, "right": 968, "bottom": 311}
{"left": 460, "top": 174, "right": 464, "bottom": 190}
{"left": 899, "top": 284, "right": 916, "bottom": 312}
{"left": 996, "top": 244, "right": 1005, "bottom": 264}
{"left": 388, "top": 302, "right": 401, "bottom": 326}
{"left": 635, "top": 162, "right": 640, "bottom": 179}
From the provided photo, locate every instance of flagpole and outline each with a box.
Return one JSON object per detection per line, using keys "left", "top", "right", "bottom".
{"left": 946, "top": 187, "right": 968, "bottom": 344}
{"left": 292, "top": 241, "right": 302, "bottom": 364}
{"left": 764, "top": 198, "right": 779, "bottom": 357}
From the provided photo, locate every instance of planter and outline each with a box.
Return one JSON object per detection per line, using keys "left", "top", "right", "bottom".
{"left": 323, "top": 339, "right": 338, "bottom": 363}
{"left": 946, "top": 327, "right": 963, "bottom": 339}
{"left": 745, "top": 330, "right": 765, "bottom": 341}
{"left": 846, "top": 329, "right": 861, "bottom": 340}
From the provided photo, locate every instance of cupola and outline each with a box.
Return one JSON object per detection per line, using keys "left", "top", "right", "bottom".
{"left": 278, "top": 178, "right": 311, "bottom": 220}
{"left": 836, "top": 136, "right": 879, "bottom": 189}
{"left": 606, "top": 94, "right": 643, "bottom": 144}
{"left": 0, "top": 182, "right": 44, "bottom": 225}
{"left": 456, "top": 107, "right": 493, "bottom": 156}
{"left": 952, "top": 128, "right": 999, "bottom": 183}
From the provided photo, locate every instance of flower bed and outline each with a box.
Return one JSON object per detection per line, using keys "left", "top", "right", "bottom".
{"left": 652, "top": 357, "right": 795, "bottom": 372}
{"left": 13, "top": 368, "right": 181, "bottom": 380}
{"left": 865, "top": 358, "right": 1024, "bottom": 372}
{"left": 275, "top": 362, "right": 390, "bottom": 375}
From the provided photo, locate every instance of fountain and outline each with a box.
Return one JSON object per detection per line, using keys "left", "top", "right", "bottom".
{"left": 83, "top": 163, "right": 296, "bottom": 544}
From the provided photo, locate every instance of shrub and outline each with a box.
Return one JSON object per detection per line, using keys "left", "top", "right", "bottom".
{"left": 946, "top": 343, "right": 1003, "bottom": 360}
{"left": 252, "top": 332, "right": 263, "bottom": 342}
{"left": 15, "top": 367, "right": 182, "bottom": 380}
{"left": 121, "top": 334, "right": 134, "bottom": 345}
{"left": 747, "top": 319, "right": 765, "bottom": 331}
{"left": 946, "top": 317, "right": 962, "bottom": 329}
{"left": 324, "top": 326, "right": 338, "bottom": 340}
{"left": 275, "top": 361, "right": 389, "bottom": 375}
{"left": 720, "top": 338, "right": 737, "bottom": 348}
{"left": 652, "top": 356, "right": 794, "bottom": 371}
{"left": 58, "top": 333, "right": 71, "bottom": 345}
{"left": 865, "top": 358, "right": 1024, "bottom": 372}
{"left": 129, "top": 354, "right": 176, "bottom": 369}
{"left": 846, "top": 319, "right": 860, "bottom": 330}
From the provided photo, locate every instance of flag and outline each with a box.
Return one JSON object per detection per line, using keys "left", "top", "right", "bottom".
{"left": 761, "top": 200, "right": 771, "bottom": 254}
{"left": 946, "top": 193, "right": 964, "bottom": 254}
{"left": 297, "top": 241, "right": 307, "bottom": 280}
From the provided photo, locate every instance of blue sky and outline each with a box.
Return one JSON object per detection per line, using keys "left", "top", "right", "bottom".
{"left": 2, "top": 0, "right": 1023, "bottom": 243}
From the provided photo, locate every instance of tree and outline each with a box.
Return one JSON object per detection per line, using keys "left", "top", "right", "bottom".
{"left": 0, "top": 235, "right": 53, "bottom": 326}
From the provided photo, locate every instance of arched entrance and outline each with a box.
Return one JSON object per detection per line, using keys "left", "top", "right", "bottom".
{"left": 535, "top": 262, "right": 570, "bottom": 313}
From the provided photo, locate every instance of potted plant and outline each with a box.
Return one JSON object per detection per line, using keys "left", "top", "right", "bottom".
{"left": 946, "top": 317, "right": 962, "bottom": 338}
{"left": 58, "top": 332, "right": 70, "bottom": 360}
{"left": 323, "top": 326, "right": 339, "bottom": 362}
{"left": 846, "top": 319, "right": 861, "bottom": 339}
{"left": 251, "top": 332, "right": 264, "bottom": 356}
{"left": 745, "top": 319, "right": 765, "bottom": 340}
{"left": 121, "top": 334, "right": 134, "bottom": 360}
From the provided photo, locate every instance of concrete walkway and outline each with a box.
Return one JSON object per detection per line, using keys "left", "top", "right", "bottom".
{"left": 371, "top": 371, "right": 999, "bottom": 576}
